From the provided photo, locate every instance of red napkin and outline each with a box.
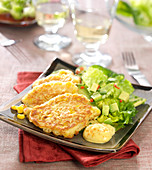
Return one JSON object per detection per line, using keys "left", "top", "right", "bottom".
{"left": 14, "top": 72, "right": 140, "bottom": 167}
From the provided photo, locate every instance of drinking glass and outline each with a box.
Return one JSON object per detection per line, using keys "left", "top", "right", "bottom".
{"left": 69, "top": 0, "right": 118, "bottom": 67}
{"left": 33, "top": 0, "right": 71, "bottom": 51}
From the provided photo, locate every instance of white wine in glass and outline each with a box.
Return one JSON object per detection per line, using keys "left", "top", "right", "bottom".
{"left": 34, "top": 0, "right": 71, "bottom": 51}
{"left": 70, "top": 0, "right": 118, "bottom": 67}
{"left": 75, "top": 12, "right": 111, "bottom": 44}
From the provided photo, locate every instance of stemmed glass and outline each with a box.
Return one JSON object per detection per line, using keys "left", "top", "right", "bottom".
{"left": 33, "top": 0, "right": 71, "bottom": 51}
{"left": 69, "top": 0, "right": 118, "bottom": 67}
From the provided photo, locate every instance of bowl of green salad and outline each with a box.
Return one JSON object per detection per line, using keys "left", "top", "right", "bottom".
{"left": 116, "top": 0, "right": 152, "bottom": 42}
{"left": 0, "top": 0, "right": 35, "bottom": 26}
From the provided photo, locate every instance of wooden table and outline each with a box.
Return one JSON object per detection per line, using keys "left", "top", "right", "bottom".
{"left": 0, "top": 19, "right": 152, "bottom": 169}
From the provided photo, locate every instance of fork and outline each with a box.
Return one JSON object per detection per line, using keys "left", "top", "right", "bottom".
{"left": 0, "top": 33, "right": 31, "bottom": 64}
{"left": 0, "top": 39, "right": 21, "bottom": 47}
{"left": 6, "top": 45, "right": 31, "bottom": 64}
{"left": 122, "top": 52, "right": 152, "bottom": 86}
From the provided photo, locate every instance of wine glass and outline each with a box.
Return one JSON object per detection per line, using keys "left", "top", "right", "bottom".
{"left": 69, "top": 0, "right": 118, "bottom": 67}
{"left": 33, "top": 0, "right": 72, "bottom": 51}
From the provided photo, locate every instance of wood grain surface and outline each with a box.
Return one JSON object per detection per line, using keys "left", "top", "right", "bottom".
{"left": 0, "top": 18, "right": 152, "bottom": 169}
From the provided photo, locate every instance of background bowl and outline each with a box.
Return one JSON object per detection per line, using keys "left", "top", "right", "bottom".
{"left": 115, "top": 14, "right": 152, "bottom": 42}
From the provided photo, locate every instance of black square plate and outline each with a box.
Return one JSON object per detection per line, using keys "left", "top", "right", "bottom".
{"left": 0, "top": 58, "right": 152, "bottom": 153}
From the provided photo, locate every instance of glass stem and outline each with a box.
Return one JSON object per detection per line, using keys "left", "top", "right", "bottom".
{"left": 84, "top": 42, "right": 100, "bottom": 57}
{"left": 44, "top": 27, "right": 58, "bottom": 34}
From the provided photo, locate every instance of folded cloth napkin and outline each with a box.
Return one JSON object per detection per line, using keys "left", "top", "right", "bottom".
{"left": 14, "top": 72, "right": 140, "bottom": 167}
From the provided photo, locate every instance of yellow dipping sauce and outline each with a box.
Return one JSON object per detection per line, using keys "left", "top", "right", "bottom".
{"left": 83, "top": 123, "right": 115, "bottom": 143}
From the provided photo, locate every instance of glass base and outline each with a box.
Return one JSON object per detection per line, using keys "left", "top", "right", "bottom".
{"left": 34, "top": 33, "right": 71, "bottom": 51}
{"left": 72, "top": 51, "right": 112, "bottom": 67}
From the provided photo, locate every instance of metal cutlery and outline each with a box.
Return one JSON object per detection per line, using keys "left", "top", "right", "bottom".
{"left": 122, "top": 52, "right": 152, "bottom": 86}
{"left": 6, "top": 44, "right": 31, "bottom": 64}
{"left": 0, "top": 39, "right": 21, "bottom": 47}
{"left": 0, "top": 33, "right": 31, "bottom": 64}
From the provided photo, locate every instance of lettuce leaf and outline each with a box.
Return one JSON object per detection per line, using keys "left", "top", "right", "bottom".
{"left": 116, "top": 0, "right": 133, "bottom": 17}
{"left": 117, "top": 0, "right": 152, "bottom": 27}
{"left": 0, "top": 0, "right": 35, "bottom": 20}
{"left": 118, "top": 79, "right": 134, "bottom": 94}
{"left": 91, "top": 65, "right": 124, "bottom": 78}
{"left": 82, "top": 67, "right": 107, "bottom": 91}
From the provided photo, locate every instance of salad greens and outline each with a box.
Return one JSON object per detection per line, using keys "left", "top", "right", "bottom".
{"left": 0, "top": 0, "right": 35, "bottom": 20}
{"left": 76, "top": 65, "right": 146, "bottom": 131}
{"left": 116, "top": 0, "right": 152, "bottom": 27}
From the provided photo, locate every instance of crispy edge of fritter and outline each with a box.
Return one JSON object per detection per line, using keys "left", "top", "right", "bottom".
{"left": 32, "top": 69, "right": 80, "bottom": 87}
{"left": 22, "top": 81, "right": 78, "bottom": 107}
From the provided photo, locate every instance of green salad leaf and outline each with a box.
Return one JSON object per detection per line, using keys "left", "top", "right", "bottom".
{"left": 117, "top": 79, "right": 134, "bottom": 94}
{"left": 82, "top": 67, "right": 107, "bottom": 91}
{"left": 116, "top": 0, "right": 133, "bottom": 17}
{"left": 76, "top": 65, "right": 146, "bottom": 131}
{"left": 116, "top": 0, "right": 152, "bottom": 27}
{"left": 0, "top": 0, "right": 35, "bottom": 20}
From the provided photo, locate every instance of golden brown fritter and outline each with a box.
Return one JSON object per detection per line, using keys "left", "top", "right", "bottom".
{"left": 28, "top": 93, "right": 101, "bottom": 138}
{"left": 22, "top": 81, "right": 78, "bottom": 108}
{"left": 32, "top": 69, "right": 80, "bottom": 87}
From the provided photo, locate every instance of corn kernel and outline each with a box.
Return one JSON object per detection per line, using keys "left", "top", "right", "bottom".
{"left": 59, "top": 70, "right": 66, "bottom": 74}
{"left": 11, "top": 104, "right": 25, "bottom": 114}
{"left": 11, "top": 105, "right": 17, "bottom": 110}
{"left": 17, "top": 114, "right": 25, "bottom": 119}
{"left": 18, "top": 107, "right": 24, "bottom": 113}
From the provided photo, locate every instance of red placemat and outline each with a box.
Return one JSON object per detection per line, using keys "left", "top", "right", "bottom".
{"left": 14, "top": 72, "right": 140, "bottom": 167}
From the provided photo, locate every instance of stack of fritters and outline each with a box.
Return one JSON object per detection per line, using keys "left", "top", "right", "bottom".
{"left": 22, "top": 69, "right": 101, "bottom": 138}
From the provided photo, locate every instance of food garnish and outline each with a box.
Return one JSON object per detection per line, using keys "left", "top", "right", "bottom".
{"left": 17, "top": 113, "right": 25, "bottom": 119}
{"left": 11, "top": 104, "right": 26, "bottom": 119}
{"left": 11, "top": 104, "right": 25, "bottom": 113}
